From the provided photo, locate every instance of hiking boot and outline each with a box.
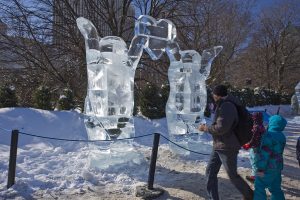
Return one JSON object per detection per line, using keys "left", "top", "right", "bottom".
{"left": 246, "top": 175, "right": 255, "bottom": 183}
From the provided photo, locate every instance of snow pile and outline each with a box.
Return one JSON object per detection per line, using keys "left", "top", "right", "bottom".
{"left": 0, "top": 108, "right": 87, "bottom": 148}
{"left": 0, "top": 108, "right": 175, "bottom": 199}
{"left": 0, "top": 105, "right": 294, "bottom": 199}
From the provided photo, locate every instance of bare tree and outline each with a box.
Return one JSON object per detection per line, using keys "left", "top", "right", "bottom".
{"left": 241, "top": 0, "right": 300, "bottom": 92}
{"left": 0, "top": 0, "right": 137, "bottom": 106}
{"left": 134, "top": 0, "right": 254, "bottom": 86}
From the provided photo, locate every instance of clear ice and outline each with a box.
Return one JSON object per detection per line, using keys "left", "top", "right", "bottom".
{"left": 77, "top": 17, "right": 147, "bottom": 168}
{"left": 135, "top": 15, "right": 176, "bottom": 60}
{"left": 135, "top": 15, "right": 222, "bottom": 155}
{"left": 77, "top": 14, "right": 223, "bottom": 160}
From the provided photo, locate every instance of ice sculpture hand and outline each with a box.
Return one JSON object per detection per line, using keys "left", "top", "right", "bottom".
{"left": 77, "top": 17, "right": 148, "bottom": 142}
{"left": 135, "top": 15, "right": 177, "bottom": 60}
{"left": 76, "top": 17, "right": 110, "bottom": 65}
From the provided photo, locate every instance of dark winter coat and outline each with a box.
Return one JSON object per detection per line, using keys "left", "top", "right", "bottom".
{"left": 208, "top": 95, "right": 241, "bottom": 151}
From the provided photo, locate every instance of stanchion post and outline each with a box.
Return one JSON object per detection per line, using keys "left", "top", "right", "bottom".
{"left": 7, "top": 129, "right": 19, "bottom": 189}
{"left": 136, "top": 133, "right": 164, "bottom": 198}
{"left": 148, "top": 132, "right": 160, "bottom": 190}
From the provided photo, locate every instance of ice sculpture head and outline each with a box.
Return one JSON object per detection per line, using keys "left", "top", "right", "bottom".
{"left": 135, "top": 15, "right": 177, "bottom": 60}
{"left": 99, "top": 36, "right": 128, "bottom": 55}
{"left": 181, "top": 50, "right": 201, "bottom": 63}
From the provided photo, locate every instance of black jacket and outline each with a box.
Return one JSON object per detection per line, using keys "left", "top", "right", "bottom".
{"left": 208, "top": 95, "right": 241, "bottom": 151}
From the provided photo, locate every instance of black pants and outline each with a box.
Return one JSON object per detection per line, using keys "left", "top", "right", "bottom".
{"left": 206, "top": 150, "right": 253, "bottom": 200}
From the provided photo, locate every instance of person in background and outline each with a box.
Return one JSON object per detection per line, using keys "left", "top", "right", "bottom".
{"left": 290, "top": 94, "right": 299, "bottom": 115}
{"left": 254, "top": 115, "right": 287, "bottom": 200}
{"left": 297, "top": 136, "right": 300, "bottom": 167}
{"left": 242, "top": 112, "right": 266, "bottom": 183}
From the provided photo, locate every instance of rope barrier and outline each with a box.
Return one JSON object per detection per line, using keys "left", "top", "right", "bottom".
{"left": 18, "top": 131, "right": 153, "bottom": 142}
{"left": 0, "top": 127, "right": 211, "bottom": 155}
{"left": 0, "top": 127, "right": 11, "bottom": 132}
{"left": 159, "top": 134, "right": 211, "bottom": 155}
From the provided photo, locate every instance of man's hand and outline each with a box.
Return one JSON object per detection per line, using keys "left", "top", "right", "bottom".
{"left": 198, "top": 124, "right": 208, "bottom": 132}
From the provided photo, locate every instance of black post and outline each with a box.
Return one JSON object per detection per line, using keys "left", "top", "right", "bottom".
{"left": 7, "top": 129, "right": 19, "bottom": 189}
{"left": 277, "top": 106, "right": 280, "bottom": 115}
{"left": 148, "top": 133, "right": 160, "bottom": 190}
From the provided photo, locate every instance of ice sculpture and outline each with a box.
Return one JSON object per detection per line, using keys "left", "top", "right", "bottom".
{"left": 165, "top": 47, "right": 222, "bottom": 135}
{"left": 295, "top": 82, "right": 300, "bottom": 115}
{"left": 165, "top": 46, "right": 222, "bottom": 155}
{"left": 77, "top": 17, "right": 147, "bottom": 167}
{"left": 135, "top": 15, "right": 222, "bottom": 155}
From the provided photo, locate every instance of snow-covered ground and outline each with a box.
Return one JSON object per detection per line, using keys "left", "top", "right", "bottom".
{"left": 0, "top": 105, "right": 299, "bottom": 199}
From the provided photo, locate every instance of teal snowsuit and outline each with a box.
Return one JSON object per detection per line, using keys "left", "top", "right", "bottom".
{"left": 254, "top": 115, "right": 287, "bottom": 200}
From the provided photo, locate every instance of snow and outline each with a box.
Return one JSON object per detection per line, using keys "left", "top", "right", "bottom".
{"left": 0, "top": 105, "right": 297, "bottom": 199}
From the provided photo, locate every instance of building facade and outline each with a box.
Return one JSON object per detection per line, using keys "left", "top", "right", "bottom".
{"left": 53, "top": 0, "right": 135, "bottom": 46}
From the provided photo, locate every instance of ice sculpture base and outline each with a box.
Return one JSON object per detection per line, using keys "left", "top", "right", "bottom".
{"left": 166, "top": 113, "right": 205, "bottom": 135}
{"left": 84, "top": 115, "right": 135, "bottom": 141}
{"left": 88, "top": 141, "right": 144, "bottom": 170}
{"left": 169, "top": 133, "right": 212, "bottom": 156}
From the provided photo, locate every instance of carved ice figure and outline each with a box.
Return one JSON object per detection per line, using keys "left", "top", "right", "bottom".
{"left": 165, "top": 44, "right": 222, "bottom": 155}
{"left": 77, "top": 17, "right": 147, "bottom": 168}
{"left": 165, "top": 46, "right": 223, "bottom": 136}
{"left": 135, "top": 15, "right": 222, "bottom": 155}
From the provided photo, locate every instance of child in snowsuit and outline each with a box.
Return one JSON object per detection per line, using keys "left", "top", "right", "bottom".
{"left": 243, "top": 112, "right": 266, "bottom": 183}
{"left": 254, "top": 115, "right": 287, "bottom": 200}
{"left": 297, "top": 136, "right": 300, "bottom": 166}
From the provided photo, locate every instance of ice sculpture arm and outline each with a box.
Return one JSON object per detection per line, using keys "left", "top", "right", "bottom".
{"left": 200, "top": 46, "right": 223, "bottom": 79}
{"left": 76, "top": 17, "right": 100, "bottom": 51}
{"left": 128, "top": 35, "right": 148, "bottom": 68}
{"left": 166, "top": 41, "right": 181, "bottom": 62}
{"left": 76, "top": 17, "right": 109, "bottom": 64}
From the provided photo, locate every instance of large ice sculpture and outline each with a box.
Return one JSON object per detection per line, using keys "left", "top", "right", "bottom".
{"left": 135, "top": 15, "right": 222, "bottom": 155}
{"left": 77, "top": 17, "right": 147, "bottom": 168}
{"left": 166, "top": 47, "right": 223, "bottom": 136}
{"left": 164, "top": 44, "right": 222, "bottom": 155}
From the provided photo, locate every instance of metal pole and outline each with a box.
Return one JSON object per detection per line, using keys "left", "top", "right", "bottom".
{"left": 7, "top": 129, "right": 19, "bottom": 189}
{"left": 277, "top": 106, "right": 280, "bottom": 115}
{"left": 147, "top": 133, "right": 160, "bottom": 190}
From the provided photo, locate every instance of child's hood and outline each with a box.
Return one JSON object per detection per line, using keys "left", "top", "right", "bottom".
{"left": 268, "top": 115, "right": 287, "bottom": 132}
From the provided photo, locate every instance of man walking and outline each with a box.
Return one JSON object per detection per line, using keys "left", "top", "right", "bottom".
{"left": 199, "top": 85, "right": 253, "bottom": 200}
